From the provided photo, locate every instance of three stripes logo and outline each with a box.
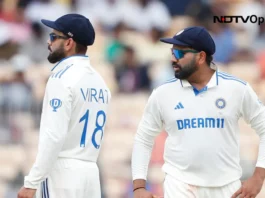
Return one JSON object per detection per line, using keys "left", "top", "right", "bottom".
{"left": 175, "top": 102, "right": 184, "bottom": 110}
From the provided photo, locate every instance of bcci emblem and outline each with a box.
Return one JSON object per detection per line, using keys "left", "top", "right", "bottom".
{"left": 50, "top": 98, "right": 62, "bottom": 112}
{"left": 215, "top": 98, "right": 226, "bottom": 109}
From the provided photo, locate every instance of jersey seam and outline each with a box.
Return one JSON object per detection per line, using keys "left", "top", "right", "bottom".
{"left": 240, "top": 83, "right": 248, "bottom": 120}
{"left": 154, "top": 90, "right": 164, "bottom": 124}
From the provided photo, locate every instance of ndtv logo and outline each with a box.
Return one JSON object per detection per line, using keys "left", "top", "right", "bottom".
{"left": 213, "top": 15, "right": 264, "bottom": 25}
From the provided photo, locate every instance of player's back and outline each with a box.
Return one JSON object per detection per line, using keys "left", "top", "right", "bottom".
{"left": 49, "top": 56, "right": 111, "bottom": 162}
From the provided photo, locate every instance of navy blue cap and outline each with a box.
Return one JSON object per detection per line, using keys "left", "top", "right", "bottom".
{"left": 41, "top": 14, "right": 95, "bottom": 46}
{"left": 160, "top": 26, "right": 215, "bottom": 55}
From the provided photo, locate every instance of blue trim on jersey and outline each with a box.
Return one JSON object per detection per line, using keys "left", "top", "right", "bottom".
{"left": 218, "top": 72, "right": 246, "bottom": 85}
{"left": 165, "top": 77, "right": 177, "bottom": 83}
{"left": 41, "top": 179, "right": 50, "bottom": 198}
{"left": 45, "top": 178, "right": 50, "bottom": 198}
{"left": 51, "top": 55, "right": 88, "bottom": 71}
{"left": 46, "top": 178, "right": 50, "bottom": 198}
{"left": 165, "top": 78, "right": 178, "bottom": 83}
{"left": 42, "top": 181, "right": 46, "bottom": 198}
{"left": 218, "top": 71, "right": 245, "bottom": 82}
{"left": 217, "top": 74, "right": 246, "bottom": 85}
{"left": 158, "top": 78, "right": 178, "bottom": 88}
{"left": 54, "top": 69, "right": 63, "bottom": 78}
{"left": 216, "top": 71, "right": 219, "bottom": 85}
{"left": 193, "top": 86, "right": 208, "bottom": 96}
{"left": 59, "top": 64, "right": 73, "bottom": 78}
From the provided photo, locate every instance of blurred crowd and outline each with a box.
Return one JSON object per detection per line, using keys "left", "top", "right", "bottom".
{"left": 1, "top": 0, "right": 265, "bottom": 197}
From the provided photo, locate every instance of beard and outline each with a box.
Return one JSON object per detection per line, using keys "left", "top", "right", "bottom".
{"left": 173, "top": 57, "right": 198, "bottom": 80}
{"left": 47, "top": 44, "right": 66, "bottom": 64}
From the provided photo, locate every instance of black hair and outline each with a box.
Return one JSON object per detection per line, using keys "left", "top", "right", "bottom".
{"left": 206, "top": 54, "right": 213, "bottom": 66}
{"left": 75, "top": 43, "right": 87, "bottom": 54}
{"left": 61, "top": 32, "right": 87, "bottom": 54}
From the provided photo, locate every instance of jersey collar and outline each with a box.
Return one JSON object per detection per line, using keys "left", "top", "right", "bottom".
{"left": 51, "top": 55, "right": 89, "bottom": 72}
{"left": 180, "top": 70, "right": 219, "bottom": 88}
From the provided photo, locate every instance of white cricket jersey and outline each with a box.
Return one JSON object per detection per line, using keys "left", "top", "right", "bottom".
{"left": 132, "top": 70, "right": 265, "bottom": 187}
{"left": 24, "top": 55, "right": 111, "bottom": 189}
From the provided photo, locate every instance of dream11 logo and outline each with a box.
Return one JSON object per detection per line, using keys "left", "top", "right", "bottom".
{"left": 213, "top": 15, "right": 265, "bottom": 25}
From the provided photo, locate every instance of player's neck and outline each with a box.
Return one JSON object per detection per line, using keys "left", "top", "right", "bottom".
{"left": 65, "top": 50, "right": 86, "bottom": 57}
{"left": 187, "top": 67, "right": 215, "bottom": 90}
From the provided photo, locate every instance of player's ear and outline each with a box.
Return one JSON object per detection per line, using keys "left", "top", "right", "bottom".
{"left": 65, "top": 38, "right": 75, "bottom": 51}
{"left": 198, "top": 51, "right": 207, "bottom": 65}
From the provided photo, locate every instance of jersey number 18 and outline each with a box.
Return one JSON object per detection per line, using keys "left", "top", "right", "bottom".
{"left": 79, "top": 110, "right": 106, "bottom": 149}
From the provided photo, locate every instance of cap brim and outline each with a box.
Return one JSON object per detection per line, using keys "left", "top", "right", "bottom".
{"left": 160, "top": 38, "right": 189, "bottom": 46}
{"left": 41, "top": 19, "right": 60, "bottom": 31}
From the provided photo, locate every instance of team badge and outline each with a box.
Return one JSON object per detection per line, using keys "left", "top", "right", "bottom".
{"left": 215, "top": 98, "right": 226, "bottom": 109}
{"left": 50, "top": 98, "right": 62, "bottom": 112}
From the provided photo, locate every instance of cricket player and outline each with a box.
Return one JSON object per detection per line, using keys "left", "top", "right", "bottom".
{"left": 18, "top": 14, "right": 111, "bottom": 198}
{"left": 131, "top": 26, "right": 265, "bottom": 198}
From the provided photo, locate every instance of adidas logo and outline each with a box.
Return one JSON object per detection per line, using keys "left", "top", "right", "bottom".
{"left": 174, "top": 102, "right": 184, "bottom": 110}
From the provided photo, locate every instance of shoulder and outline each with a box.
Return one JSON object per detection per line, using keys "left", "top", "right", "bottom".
{"left": 49, "top": 65, "right": 87, "bottom": 91}
{"left": 217, "top": 71, "right": 247, "bottom": 86}
{"left": 156, "top": 77, "right": 179, "bottom": 89}
{"left": 50, "top": 64, "right": 74, "bottom": 80}
{"left": 150, "top": 77, "right": 180, "bottom": 100}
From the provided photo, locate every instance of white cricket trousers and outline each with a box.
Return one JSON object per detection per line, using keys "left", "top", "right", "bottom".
{"left": 36, "top": 158, "right": 101, "bottom": 198}
{"left": 164, "top": 174, "right": 241, "bottom": 198}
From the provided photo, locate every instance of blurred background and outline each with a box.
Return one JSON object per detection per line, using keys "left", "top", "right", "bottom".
{"left": 1, "top": 0, "right": 265, "bottom": 197}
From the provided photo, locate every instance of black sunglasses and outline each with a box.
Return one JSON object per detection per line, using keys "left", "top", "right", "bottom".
{"left": 49, "top": 33, "right": 68, "bottom": 42}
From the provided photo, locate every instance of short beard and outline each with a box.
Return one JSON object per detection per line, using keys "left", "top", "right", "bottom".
{"left": 174, "top": 57, "right": 198, "bottom": 80}
{"left": 47, "top": 44, "right": 66, "bottom": 64}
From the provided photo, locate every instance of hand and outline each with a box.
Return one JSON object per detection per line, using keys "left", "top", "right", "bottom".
{"left": 133, "top": 188, "right": 162, "bottom": 198}
{"left": 17, "top": 187, "right": 36, "bottom": 198}
{"left": 231, "top": 176, "right": 263, "bottom": 198}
